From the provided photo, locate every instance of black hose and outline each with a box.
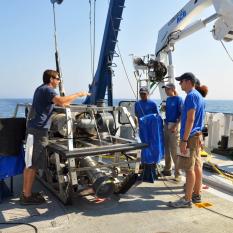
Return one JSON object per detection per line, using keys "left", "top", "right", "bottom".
{"left": 0, "top": 222, "right": 38, "bottom": 233}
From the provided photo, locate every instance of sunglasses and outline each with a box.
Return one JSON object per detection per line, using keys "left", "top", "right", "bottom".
{"left": 53, "top": 77, "right": 61, "bottom": 81}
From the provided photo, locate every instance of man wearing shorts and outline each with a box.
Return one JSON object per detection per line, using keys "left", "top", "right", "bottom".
{"left": 168, "top": 72, "right": 205, "bottom": 208}
{"left": 20, "top": 69, "right": 90, "bottom": 205}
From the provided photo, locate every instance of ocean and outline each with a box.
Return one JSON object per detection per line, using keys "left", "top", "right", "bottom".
{"left": 1, "top": 98, "right": 233, "bottom": 118}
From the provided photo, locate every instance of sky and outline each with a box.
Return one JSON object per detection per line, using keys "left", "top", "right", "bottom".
{"left": 0, "top": 0, "right": 233, "bottom": 100}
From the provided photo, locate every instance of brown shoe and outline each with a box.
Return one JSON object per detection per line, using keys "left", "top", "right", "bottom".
{"left": 20, "top": 193, "right": 46, "bottom": 205}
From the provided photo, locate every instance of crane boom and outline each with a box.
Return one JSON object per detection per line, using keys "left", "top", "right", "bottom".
{"left": 156, "top": 0, "right": 233, "bottom": 56}
{"left": 154, "top": 0, "right": 233, "bottom": 102}
{"left": 84, "top": 0, "right": 125, "bottom": 106}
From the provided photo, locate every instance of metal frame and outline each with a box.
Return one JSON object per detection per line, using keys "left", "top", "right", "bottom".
{"left": 41, "top": 133, "right": 146, "bottom": 204}
{"left": 37, "top": 104, "right": 146, "bottom": 204}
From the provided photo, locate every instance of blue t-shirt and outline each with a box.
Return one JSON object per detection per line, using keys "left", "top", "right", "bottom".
{"left": 28, "top": 84, "right": 57, "bottom": 129}
{"left": 180, "top": 89, "right": 205, "bottom": 139}
{"left": 165, "top": 96, "right": 183, "bottom": 123}
{"left": 135, "top": 99, "right": 158, "bottom": 119}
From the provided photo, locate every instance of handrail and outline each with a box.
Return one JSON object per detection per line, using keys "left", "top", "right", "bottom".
{"left": 13, "top": 103, "right": 31, "bottom": 118}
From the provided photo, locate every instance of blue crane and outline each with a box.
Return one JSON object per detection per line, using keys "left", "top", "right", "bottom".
{"left": 84, "top": 0, "right": 125, "bottom": 106}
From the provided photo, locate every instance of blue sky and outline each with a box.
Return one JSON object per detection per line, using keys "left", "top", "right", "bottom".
{"left": 0, "top": 0, "right": 233, "bottom": 100}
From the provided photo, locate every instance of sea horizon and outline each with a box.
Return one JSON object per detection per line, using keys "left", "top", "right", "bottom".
{"left": 1, "top": 98, "right": 233, "bottom": 118}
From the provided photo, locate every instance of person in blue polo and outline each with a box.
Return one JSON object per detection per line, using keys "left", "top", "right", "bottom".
{"left": 134, "top": 87, "right": 158, "bottom": 122}
{"left": 162, "top": 83, "right": 183, "bottom": 181}
{"left": 168, "top": 72, "right": 205, "bottom": 208}
{"left": 135, "top": 87, "right": 162, "bottom": 182}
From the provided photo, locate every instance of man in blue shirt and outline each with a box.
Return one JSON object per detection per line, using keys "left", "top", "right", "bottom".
{"left": 134, "top": 87, "right": 160, "bottom": 182}
{"left": 168, "top": 72, "right": 205, "bottom": 208}
{"left": 21, "top": 69, "right": 90, "bottom": 205}
{"left": 134, "top": 87, "right": 158, "bottom": 122}
{"left": 162, "top": 83, "right": 183, "bottom": 181}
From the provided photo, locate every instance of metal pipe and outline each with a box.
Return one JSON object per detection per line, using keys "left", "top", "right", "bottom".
{"left": 79, "top": 156, "right": 115, "bottom": 198}
{"left": 176, "top": 13, "right": 219, "bottom": 42}
{"left": 52, "top": 2, "right": 65, "bottom": 96}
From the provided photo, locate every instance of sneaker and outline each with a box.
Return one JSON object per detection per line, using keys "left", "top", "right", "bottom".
{"left": 161, "top": 170, "right": 172, "bottom": 176}
{"left": 192, "top": 193, "right": 202, "bottom": 203}
{"left": 167, "top": 197, "right": 192, "bottom": 208}
{"left": 21, "top": 192, "right": 45, "bottom": 201}
{"left": 20, "top": 193, "right": 46, "bottom": 205}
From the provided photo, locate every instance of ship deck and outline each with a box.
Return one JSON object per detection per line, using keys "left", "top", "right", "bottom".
{"left": 1, "top": 153, "right": 233, "bottom": 233}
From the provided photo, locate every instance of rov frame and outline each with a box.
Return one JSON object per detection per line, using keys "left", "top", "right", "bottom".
{"left": 16, "top": 103, "right": 147, "bottom": 204}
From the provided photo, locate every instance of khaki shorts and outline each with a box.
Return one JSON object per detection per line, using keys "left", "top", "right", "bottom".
{"left": 177, "top": 134, "right": 202, "bottom": 171}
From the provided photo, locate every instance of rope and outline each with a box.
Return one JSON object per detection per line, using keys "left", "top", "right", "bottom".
{"left": 220, "top": 40, "right": 233, "bottom": 63}
{"left": 93, "top": 0, "right": 96, "bottom": 79}
{"left": 204, "top": 147, "right": 233, "bottom": 182}
{"left": 150, "top": 82, "right": 159, "bottom": 96}
{"left": 89, "top": 0, "right": 93, "bottom": 79}
{"left": 107, "top": 0, "right": 137, "bottom": 99}
{"left": 89, "top": 0, "right": 96, "bottom": 79}
{"left": 0, "top": 222, "right": 38, "bottom": 232}
{"left": 106, "top": 0, "right": 148, "bottom": 118}
{"left": 115, "top": 40, "right": 137, "bottom": 99}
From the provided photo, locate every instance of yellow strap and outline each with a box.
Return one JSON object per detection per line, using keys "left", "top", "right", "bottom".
{"left": 203, "top": 147, "right": 233, "bottom": 183}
